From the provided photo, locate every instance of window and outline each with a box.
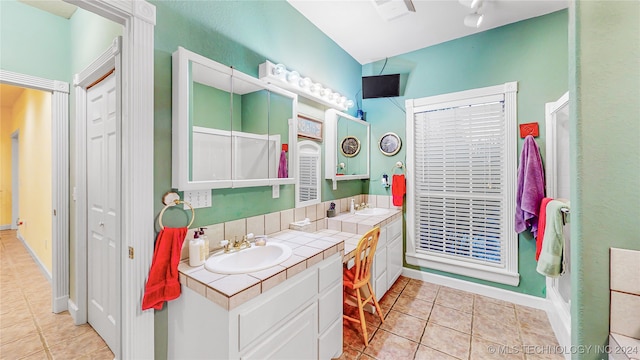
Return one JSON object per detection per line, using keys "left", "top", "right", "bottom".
{"left": 405, "top": 82, "right": 519, "bottom": 286}
{"left": 295, "top": 140, "right": 321, "bottom": 207}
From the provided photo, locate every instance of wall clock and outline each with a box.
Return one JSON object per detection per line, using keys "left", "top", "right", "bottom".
{"left": 379, "top": 132, "right": 401, "bottom": 156}
{"left": 340, "top": 136, "right": 361, "bottom": 157}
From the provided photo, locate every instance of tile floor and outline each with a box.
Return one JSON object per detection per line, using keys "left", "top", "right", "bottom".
{"left": 338, "top": 276, "right": 564, "bottom": 360}
{"left": 0, "top": 230, "right": 114, "bottom": 359}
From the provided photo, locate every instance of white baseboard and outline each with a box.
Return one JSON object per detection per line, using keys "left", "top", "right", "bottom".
{"left": 0, "top": 224, "right": 11, "bottom": 230}
{"left": 53, "top": 295, "right": 69, "bottom": 314}
{"left": 402, "top": 267, "right": 549, "bottom": 310}
{"left": 17, "top": 232, "right": 52, "bottom": 282}
{"left": 68, "top": 299, "right": 82, "bottom": 325}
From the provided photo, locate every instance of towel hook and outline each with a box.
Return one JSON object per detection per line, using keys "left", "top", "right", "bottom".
{"left": 391, "top": 161, "right": 406, "bottom": 174}
{"left": 158, "top": 191, "right": 195, "bottom": 229}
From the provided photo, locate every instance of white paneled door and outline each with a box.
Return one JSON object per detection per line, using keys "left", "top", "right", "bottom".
{"left": 86, "top": 72, "right": 120, "bottom": 355}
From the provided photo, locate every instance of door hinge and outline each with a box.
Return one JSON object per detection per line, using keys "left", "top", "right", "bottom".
{"left": 128, "top": 246, "right": 134, "bottom": 259}
{"left": 53, "top": 209, "right": 57, "bottom": 216}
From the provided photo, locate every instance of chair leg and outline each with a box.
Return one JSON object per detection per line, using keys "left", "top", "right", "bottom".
{"left": 367, "top": 282, "right": 385, "bottom": 323}
{"left": 355, "top": 287, "right": 369, "bottom": 347}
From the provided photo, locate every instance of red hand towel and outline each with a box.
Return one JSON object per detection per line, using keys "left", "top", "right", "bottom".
{"left": 392, "top": 174, "right": 406, "bottom": 206}
{"left": 142, "top": 227, "right": 188, "bottom": 311}
{"left": 535, "top": 197, "right": 553, "bottom": 261}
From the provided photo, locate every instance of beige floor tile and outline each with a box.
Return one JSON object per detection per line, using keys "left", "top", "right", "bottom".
{"left": 435, "top": 286, "right": 474, "bottom": 313}
{"left": 343, "top": 319, "right": 375, "bottom": 351}
{"left": 415, "top": 344, "right": 460, "bottom": 360}
{"left": 18, "top": 349, "right": 50, "bottom": 359}
{"left": 0, "top": 331, "right": 45, "bottom": 359}
{"left": 388, "top": 276, "right": 410, "bottom": 293}
{"left": 83, "top": 345, "right": 115, "bottom": 360}
{"left": 363, "top": 329, "right": 419, "bottom": 360}
{"left": 392, "top": 293, "right": 433, "bottom": 320}
{"left": 378, "top": 291, "right": 399, "bottom": 317}
{"left": 358, "top": 353, "right": 375, "bottom": 360}
{"left": 0, "top": 321, "right": 38, "bottom": 344}
{"left": 524, "top": 351, "right": 566, "bottom": 360}
{"left": 472, "top": 312, "right": 522, "bottom": 347}
{"left": 379, "top": 310, "right": 427, "bottom": 342}
{"left": 519, "top": 327, "right": 560, "bottom": 348}
{"left": 421, "top": 322, "right": 470, "bottom": 359}
{"left": 429, "top": 304, "right": 472, "bottom": 334}
{"left": 471, "top": 336, "right": 524, "bottom": 360}
{"left": 334, "top": 345, "right": 362, "bottom": 360}
{"left": 475, "top": 297, "right": 517, "bottom": 326}
{"left": 49, "top": 331, "right": 107, "bottom": 359}
{"left": 0, "top": 308, "right": 33, "bottom": 329}
{"left": 403, "top": 280, "right": 439, "bottom": 302}
{"left": 41, "top": 321, "right": 94, "bottom": 345}
{"left": 475, "top": 294, "right": 515, "bottom": 309}
{"left": 516, "top": 305, "right": 555, "bottom": 335}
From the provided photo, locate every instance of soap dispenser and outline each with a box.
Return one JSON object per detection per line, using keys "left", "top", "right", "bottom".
{"left": 199, "top": 227, "right": 209, "bottom": 262}
{"left": 350, "top": 198, "right": 355, "bottom": 214}
{"left": 189, "top": 230, "right": 204, "bottom": 267}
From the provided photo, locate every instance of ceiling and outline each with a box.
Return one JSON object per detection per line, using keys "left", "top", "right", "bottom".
{"left": 19, "top": 0, "right": 77, "bottom": 19}
{"left": 287, "top": 0, "right": 568, "bottom": 64}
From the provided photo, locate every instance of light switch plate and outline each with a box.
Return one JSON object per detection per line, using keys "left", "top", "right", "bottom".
{"left": 183, "top": 190, "right": 212, "bottom": 209}
{"left": 272, "top": 185, "right": 280, "bottom": 199}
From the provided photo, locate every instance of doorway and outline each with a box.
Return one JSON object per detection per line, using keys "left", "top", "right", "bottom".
{"left": 11, "top": 131, "right": 19, "bottom": 230}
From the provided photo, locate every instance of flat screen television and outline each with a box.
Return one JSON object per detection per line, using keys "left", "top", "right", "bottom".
{"left": 362, "top": 74, "right": 400, "bottom": 99}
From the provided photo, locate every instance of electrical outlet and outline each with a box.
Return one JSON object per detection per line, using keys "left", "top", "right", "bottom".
{"left": 183, "top": 190, "right": 212, "bottom": 209}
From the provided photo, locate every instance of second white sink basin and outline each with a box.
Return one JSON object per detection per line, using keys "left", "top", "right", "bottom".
{"left": 355, "top": 208, "right": 390, "bottom": 216}
{"left": 204, "top": 242, "right": 292, "bottom": 275}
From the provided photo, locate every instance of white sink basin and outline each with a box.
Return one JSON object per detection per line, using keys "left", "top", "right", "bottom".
{"left": 204, "top": 242, "right": 292, "bottom": 275}
{"left": 355, "top": 208, "right": 390, "bottom": 216}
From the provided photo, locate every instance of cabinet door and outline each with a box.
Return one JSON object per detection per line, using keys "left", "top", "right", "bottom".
{"left": 241, "top": 303, "right": 317, "bottom": 360}
{"left": 319, "top": 316, "right": 343, "bottom": 360}
{"left": 387, "top": 236, "right": 403, "bottom": 288}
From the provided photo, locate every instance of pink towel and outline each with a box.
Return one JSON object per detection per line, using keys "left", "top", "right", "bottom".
{"left": 142, "top": 227, "right": 187, "bottom": 311}
{"left": 536, "top": 197, "right": 553, "bottom": 261}
{"left": 277, "top": 150, "right": 288, "bottom": 178}
{"left": 515, "top": 135, "right": 545, "bottom": 238}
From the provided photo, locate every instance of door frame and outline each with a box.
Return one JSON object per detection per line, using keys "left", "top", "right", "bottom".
{"left": 11, "top": 131, "right": 19, "bottom": 230}
{"left": 72, "top": 36, "right": 122, "bottom": 343}
{"left": 0, "top": 69, "right": 70, "bottom": 314}
{"left": 66, "top": 1, "right": 156, "bottom": 359}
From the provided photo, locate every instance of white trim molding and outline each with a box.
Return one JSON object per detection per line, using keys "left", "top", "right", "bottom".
{"left": 0, "top": 69, "right": 70, "bottom": 314}
{"left": 405, "top": 81, "right": 519, "bottom": 287}
{"left": 17, "top": 232, "right": 53, "bottom": 283}
{"left": 66, "top": 1, "right": 156, "bottom": 359}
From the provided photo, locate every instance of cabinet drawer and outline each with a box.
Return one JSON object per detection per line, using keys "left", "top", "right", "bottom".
{"left": 318, "top": 253, "right": 341, "bottom": 293}
{"left": 387, "top": 219, "right": 402, "bottom": 240}
{"left": 241, "top": 303, "right": 318, "bottom": 360}
{"left": 318, "top": 316, "right": 343, "bottom": 360}
{"left": 238, "top": 269, "right": 316, "bottom": 350}
{"left": 374, "top": 247, "right": 387, "bottom": 279}
{"left": 318, "top": 282, "right": 342, "bottom": 334}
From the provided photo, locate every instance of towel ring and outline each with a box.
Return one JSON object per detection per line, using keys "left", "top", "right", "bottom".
{"left": 391, "top": 161, "right": 406, "bottom": 174}
{"left": 158, "top": 199, "right": 195, "bottom": 230}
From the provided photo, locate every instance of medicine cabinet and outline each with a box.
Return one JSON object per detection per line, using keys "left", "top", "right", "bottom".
{"left": 324, "top": 109, "right": 370, "bottom": 190}
{"left": 172, "top": 47, "right": 298, "bottom": 190}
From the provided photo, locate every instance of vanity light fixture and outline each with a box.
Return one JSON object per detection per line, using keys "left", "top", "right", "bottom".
{"left": 259, "top": 60, "right": 354, "bottom": 111}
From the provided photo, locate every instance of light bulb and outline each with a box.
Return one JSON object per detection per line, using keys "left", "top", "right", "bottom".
{"left": 464, "top": 13, "right": 484, "bottom": 28}
{"left": 272, "top": 63, "right": 286, "bottom": 76}
{"left": 331, "top": 93, "right": 341, "bottom": 101}
{"left": 320, "top": 88, "right": 332, "bottom": 98}
{"left": 299, "top": 77, "right": 311, "bottom": 89}
{"left": 345, "top": 100, "right": 355, "bottom": 109}
{"left": 338, "top": 96, "right": 347, "bottom": 105}
{"left": 286, "top": 71, "right": 300, "bottom": 83}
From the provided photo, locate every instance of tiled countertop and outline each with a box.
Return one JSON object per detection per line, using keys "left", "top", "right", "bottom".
{"left": 178, "top": 229, "right": 346, "bottom": 310}
{"left": 177, "top": 209, "right": 402, "bottom": 310}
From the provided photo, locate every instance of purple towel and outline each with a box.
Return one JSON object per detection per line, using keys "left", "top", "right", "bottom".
{"left": 515, "top": 135, "right": 545, "bottom": 238}
{"left": 277, "top": 150, "right": 288, "bottom": 178}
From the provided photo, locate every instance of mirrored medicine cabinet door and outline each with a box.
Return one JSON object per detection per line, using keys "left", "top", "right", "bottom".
{"left": 172, "top": 47, "right": 298, "bottom": 191}
{"left": 324, "top": 109, "right": 370, "bottom": 190}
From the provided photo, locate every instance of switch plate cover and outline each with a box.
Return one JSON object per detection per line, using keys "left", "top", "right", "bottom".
{"left": 183, "top": 190, "right": 212, "bottom": 209}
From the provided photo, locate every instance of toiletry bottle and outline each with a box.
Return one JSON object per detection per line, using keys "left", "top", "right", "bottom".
{"left": 199, "top": 227, "right": 209, "bottom": 261}
{"left": 350, "top": 198, "right": 355, "bottom": 214}
{"left": 189, "top": 231, "right": 204, "bottom": 267}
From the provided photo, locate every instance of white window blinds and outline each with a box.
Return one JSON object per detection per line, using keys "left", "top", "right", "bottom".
{"left": 414, "top": 101, "right": 505, "bottom": 265}
{"left": 296, "top": 140, "right": 321, "bottom": 207}
{"left": 405, "top": 82, "right": 519, "bottom": 286}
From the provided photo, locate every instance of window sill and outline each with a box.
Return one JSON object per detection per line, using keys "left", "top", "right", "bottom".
{"left": 406, "top": 251, "right": 520, "bottom": 286}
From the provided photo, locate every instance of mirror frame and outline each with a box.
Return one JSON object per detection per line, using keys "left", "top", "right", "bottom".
{"left": 324, "top": 109, "right": 370, "bottom": 190}
{"left": 172, "top": 47, "right": 298, "bottom": 190}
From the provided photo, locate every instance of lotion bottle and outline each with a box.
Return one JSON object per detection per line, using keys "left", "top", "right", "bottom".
{"left": 350, "top": 198, "right": 355, "bottom": 214}
{"left": 189, "top": 230, "right": 204, "bottom": 267}
{"left": 199, "top": 227, "right": 209, "bottom": 261}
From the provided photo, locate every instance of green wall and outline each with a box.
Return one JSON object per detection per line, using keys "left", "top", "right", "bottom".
{"left": 570, "top": 1, "right": 640, "bottom": 358}
{"left": 362, "top": 10, "right": 569, "bottom": 297}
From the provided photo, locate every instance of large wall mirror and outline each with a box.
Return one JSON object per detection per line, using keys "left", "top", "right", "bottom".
{"left": 324, "top": 109, "right": 370, "bottom": 190}
{"left": 172, "top": 47, "right": 298, "bottom": 190}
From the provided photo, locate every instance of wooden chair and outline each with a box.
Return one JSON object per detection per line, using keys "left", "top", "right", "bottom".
{"left": 343, "top": 226, "right": 385, "bottom": 346}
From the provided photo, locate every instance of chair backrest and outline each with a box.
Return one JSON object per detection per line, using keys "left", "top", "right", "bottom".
{"left": 351, "top": 227, "right": 381, "bottom": 288}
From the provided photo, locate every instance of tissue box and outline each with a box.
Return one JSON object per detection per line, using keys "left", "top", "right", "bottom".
{"left": 290, "top": 220, "right": 312, "bottom": 232}
{"left": 326, "top": 209, "right": 336, "bottom": 218}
